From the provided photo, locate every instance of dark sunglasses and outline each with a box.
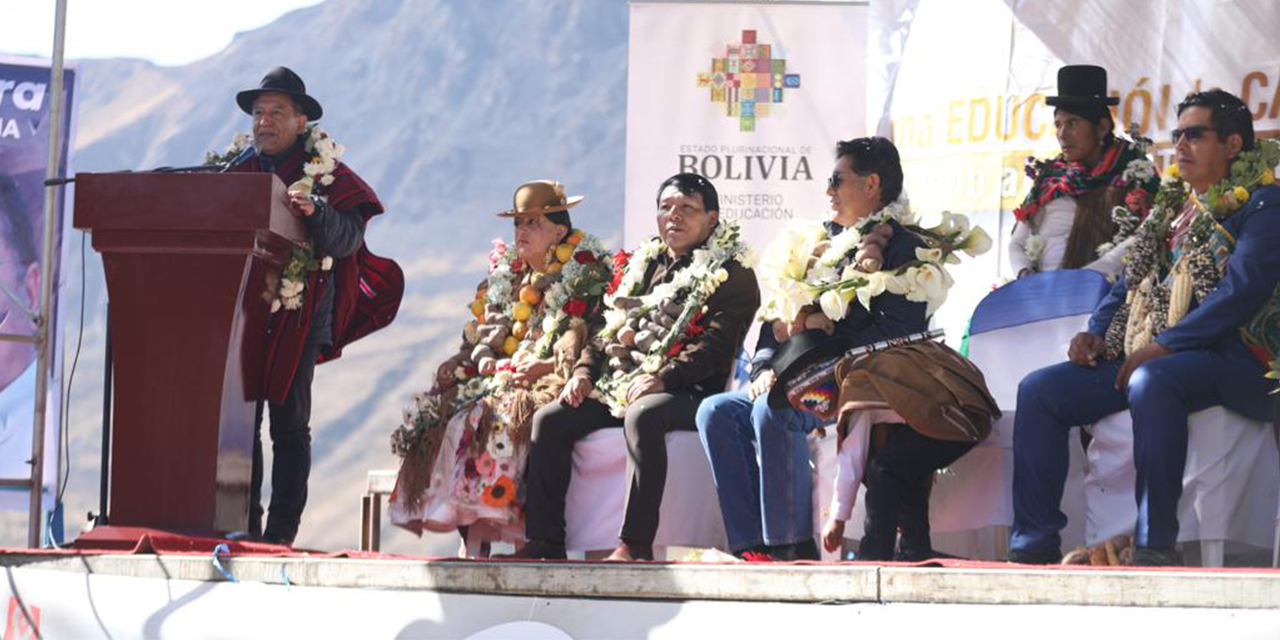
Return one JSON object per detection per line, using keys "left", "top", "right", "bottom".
{"left": 1170, "top": 125, "right": 1215, "bottom": 145}
{"left": 828, "top": 172, "right": 843, "bottom": 190}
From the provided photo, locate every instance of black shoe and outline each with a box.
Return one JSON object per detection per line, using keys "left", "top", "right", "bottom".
{"left": 1007, "top": 548, "right": 1062, "bottom": 565}
{"left": 895, "top": 544, "right": 935, "bottom": 562}
{"left": 1132, "top": 546, "right": 1182, "bottom": 567}
{"left": 498, "top": 539, "right": 567, "bottom": 560}
{"left": 261, "top": 533, "right": 294, "bottom": 547}
{"left": 770, "top": 539, "right": 821, "bottom": 561}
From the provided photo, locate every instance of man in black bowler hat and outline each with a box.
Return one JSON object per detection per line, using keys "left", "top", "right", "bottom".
{"left": 229, "top": 66, "right": 401, "bottom": 545}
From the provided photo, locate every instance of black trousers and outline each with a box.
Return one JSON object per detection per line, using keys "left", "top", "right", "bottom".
{"left": 858, "top": 424, "right": 975, "bottom": 561}
{"left": 249, "top": 340, "right": 320, "bottom": 543}
{"left": 523, "top": 392, "right": 702, "bottom": 546}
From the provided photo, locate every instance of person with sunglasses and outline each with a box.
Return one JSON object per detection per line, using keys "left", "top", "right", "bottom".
{"left": 1009, "top": 89, "right": 1280, "bottom": 566}
{"left": 695, "top": 137, "right": 932, "bottom": 561}
{"left": 1009, "top": 65, "right": 1160, "bottom": 279}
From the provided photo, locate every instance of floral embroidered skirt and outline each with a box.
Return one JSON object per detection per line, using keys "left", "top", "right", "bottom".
{"left": 389, "top": 398, "right": 528, "bottom": 544}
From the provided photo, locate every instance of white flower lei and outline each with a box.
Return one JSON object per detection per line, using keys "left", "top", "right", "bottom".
{"left": 759, "top": 195, "right": 991, "bottom": 321}
{"left": 592, "top": 220, "right": 749, "bottom": 417}
{"left": 758, "top": 193, "right": 918, "bottom": 322}
{"left": 212, "top": 127, "right": 344, "bottom": 313}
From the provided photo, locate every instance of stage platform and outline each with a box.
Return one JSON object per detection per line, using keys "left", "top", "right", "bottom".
{"left": 0, "top": 542, "right": 1277, "bottom": 638}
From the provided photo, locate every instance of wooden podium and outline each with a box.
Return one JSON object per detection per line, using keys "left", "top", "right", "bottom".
{"left": 73, "top": 172, "right": 305, "bottom": 535}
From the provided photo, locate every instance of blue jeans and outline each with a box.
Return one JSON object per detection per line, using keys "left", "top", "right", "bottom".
{"left": 696, "top": 390, "right": 824, "bottom": 552}
{"left": 1010, "top": 344, "right": 1270, "bottom": 554}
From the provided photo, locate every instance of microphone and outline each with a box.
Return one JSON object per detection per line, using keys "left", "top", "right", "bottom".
{"left": 219, "top": 145, "right": 258, "bottom": 172}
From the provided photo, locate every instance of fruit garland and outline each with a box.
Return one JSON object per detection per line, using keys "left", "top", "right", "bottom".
{"left": 591, "top": 221, "right": 749, "bottom": 418}
{"left": 389, "top": 229, "right": 611, "bottom": 459}
{"left": 461, "top": 229, "right": 611, "bottom": 378}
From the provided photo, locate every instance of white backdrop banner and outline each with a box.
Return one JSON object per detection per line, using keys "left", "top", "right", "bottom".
{"left": 872, "top": 0, "right": 1280, "bottom": 335}
{"left": 624, "top": 1, "right": 869, "bottom": 253}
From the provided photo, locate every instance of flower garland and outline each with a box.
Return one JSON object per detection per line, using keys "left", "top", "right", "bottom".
{"left": 204, "top": 133, "right": 254, "bottom": 165}
{"left": 757, "top": 195, "right": 992, "bottom": 322}
{"left": 209, "top": 126, "right": 346, "bottom": 313}
{"left": 462, "top": 230, "right": 611, "bottom": 379}
{"left": 273, "top": 247, "right": 333, "bottom": 313}
{"left": 1102, "top": 138, "right": 1280, "bottom": 360}
{"left": 591, "top": 220, "right": 749, "bottom": 417}
{"left": 390, "top": 229, "right": 611, "bottom": 458}
{"left": 1015, "top": 130, "right": 1160, "bottom": 270}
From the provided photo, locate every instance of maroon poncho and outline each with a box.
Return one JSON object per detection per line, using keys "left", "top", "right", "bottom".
{"left": 232, "top": 143, "right": 404, "bottom": 405}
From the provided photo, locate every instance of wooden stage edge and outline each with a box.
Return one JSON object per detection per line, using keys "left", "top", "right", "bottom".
{"left": 0, "top": 553, "right": 1276, "bottom": 610}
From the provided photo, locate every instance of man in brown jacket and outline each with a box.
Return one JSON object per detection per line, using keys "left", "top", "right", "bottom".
{"left": 510, "top": 173, "right": 759, "bottom": 560}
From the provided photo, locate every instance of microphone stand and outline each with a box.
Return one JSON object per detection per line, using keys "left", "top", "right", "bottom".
{"left": 44, "top": 159, "right": 240, "bottom": 187}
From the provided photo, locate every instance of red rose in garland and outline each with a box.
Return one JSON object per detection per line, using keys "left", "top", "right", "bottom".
{"left": 664, "top": 311, "right": 706, "bottom": 358}
{"left": 606, "top": 249, "right": 631, "bottom": 295}
{"left": 563, "top": 298, "right": 588, "bottom": 317}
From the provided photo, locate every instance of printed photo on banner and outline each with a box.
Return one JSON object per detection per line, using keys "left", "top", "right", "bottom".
{"left": 0, "top": 57, "right": 75, "bottom": 506}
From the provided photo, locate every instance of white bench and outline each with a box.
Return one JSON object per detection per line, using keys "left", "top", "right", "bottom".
{"left": 361, "top": 430, "right": 727, "bottom": 555}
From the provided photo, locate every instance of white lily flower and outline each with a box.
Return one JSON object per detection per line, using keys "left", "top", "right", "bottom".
{"left": 885, "top": 270, "right": 912, "bottom": 295}
{"left": 961, "top": 226, "right": 993, "bottom": 257}
{"left": 856, "top": 271, "right": 889, "bottom": 310}
{"left": 819, "top": 289, "right": 848, "bottom": 321}
{"left": 915, "top": 247, "right": 944, "bottom": 263}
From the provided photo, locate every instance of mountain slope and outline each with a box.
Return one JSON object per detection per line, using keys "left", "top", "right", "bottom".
{"left": 21, "top": 0, "right": 632, "bottom": 554}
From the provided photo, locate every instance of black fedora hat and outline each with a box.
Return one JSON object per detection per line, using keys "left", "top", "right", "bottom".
{"left": 1045, "top": 65, "right": 1119, "bottom": 108}
{"left": 236, "top": 66, "right": 323, "bottom": 121}
{"left": 766, "top": 329, "right": 851, "bottom": 410}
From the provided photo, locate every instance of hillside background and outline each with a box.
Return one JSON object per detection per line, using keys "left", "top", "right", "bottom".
{"left": 3, "top": 0, "right": 631, "bottom": 555}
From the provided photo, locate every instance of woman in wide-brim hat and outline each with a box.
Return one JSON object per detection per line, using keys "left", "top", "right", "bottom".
{"left": 1009, "top": 64, "right": 1160, "bottom": 279}
{"left": 388, "top": 180, "right": 614, "bottom": 549}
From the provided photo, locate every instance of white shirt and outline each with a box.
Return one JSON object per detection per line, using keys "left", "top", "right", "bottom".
{"left": 830, "top": 407, "right": 906, "bottom": 522}
{"left": 1008, "top": 195, "right": 1131, "bottom": 279}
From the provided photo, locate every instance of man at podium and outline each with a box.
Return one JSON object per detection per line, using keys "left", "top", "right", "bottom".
{"left": 227, "top": 66, "right": 386, "bottom": 545}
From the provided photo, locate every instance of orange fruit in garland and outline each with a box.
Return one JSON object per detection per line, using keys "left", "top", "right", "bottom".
{"left": 503, "top": 335, "right": 519, "bottom": 356}
{"left": 470, "top": 300, "right": 485, "bottom": 319}
{"left": 567, "top": 231, "right": 583, "bottom": 246}
{"left": 519, "top": 285, "right": 542, "bottom": 305}
{"left": 512, "top": 320, "right": 529, "bottom": 340}
{"left": 554, "top": 243, "right": 574, "bottom": 264}
{"left": 513, "top": 301, "right": 532, "bottom": 321}
{"left": 546, "top": 262, "right": 563, "bottom": 274}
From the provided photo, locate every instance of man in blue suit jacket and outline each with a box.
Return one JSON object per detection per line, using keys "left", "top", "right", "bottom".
{"left": 1010, "top": 89, "right": 1280, "bottom": 566}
